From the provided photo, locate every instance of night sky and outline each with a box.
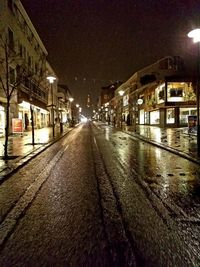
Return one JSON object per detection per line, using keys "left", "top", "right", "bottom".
{"left": 21, "top": 0, "right": 199, "bottom": 111}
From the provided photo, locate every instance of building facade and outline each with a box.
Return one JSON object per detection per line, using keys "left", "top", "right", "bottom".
{"left": 98, "top": 81, "right": 122, "bottom": 123}
{"left": 0, "top": 0, "right": 53, "bottom": 135}
{"left": 113, "top": 56, "right": 196, "bottom": 128}
{"left": 57, "top": 84, "right": 74, "bottom": 124}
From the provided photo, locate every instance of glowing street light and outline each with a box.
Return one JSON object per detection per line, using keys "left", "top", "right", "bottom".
{"left": 188, "top": 29, "right": 200, "bottom": 43}
{"left": 47, "top": 75, "right": 56, "bottom": 138}
{"left": 68, "top": 97, "right": 74, "bottom": 125}
{"left": 47, "top": 76, "right": 56, "bottom": 84}
{"left": 118, "top": 90, "right": 124, "bottom": 128}
{"left": 188, "top": 28, "right": 200, "bottom": 155}
{"left": 118, "top": 90, "right": 124, "bottom": 96}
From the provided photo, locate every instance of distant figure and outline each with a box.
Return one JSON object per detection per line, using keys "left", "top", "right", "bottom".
{"left": 127, "top": 114, "right": 130, "bottom": 126}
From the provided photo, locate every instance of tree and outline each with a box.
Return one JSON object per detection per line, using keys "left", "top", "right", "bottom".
{"left": 28, "top": 56, "right": 47, "bottom": 146}
{"left": 0, "top": 32, "right": 46, "bottom": 159}
{"left": 0, "top": 34, "right": 25, "bottom": 159}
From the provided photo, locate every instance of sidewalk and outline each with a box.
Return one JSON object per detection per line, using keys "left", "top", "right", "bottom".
{"left": 123, "top": 125, "right": 200, "bottom": 164}
{"left": 0, "top": 125, "right": 73, "bottom": 180}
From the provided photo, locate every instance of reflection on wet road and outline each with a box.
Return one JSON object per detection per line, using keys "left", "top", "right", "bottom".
{"left": 0, "top": 122, "right": 199, "bottom": 266}
{"left": 96, "top": 123, "right": 200, "bottom": 219}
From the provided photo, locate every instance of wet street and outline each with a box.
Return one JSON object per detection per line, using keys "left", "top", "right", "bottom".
{"left": 0, "top": 122, "right": 200, "bottom": 266}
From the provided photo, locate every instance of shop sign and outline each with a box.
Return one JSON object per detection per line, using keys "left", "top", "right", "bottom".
{"left": 12, "top": 118, "right": 23, "bottom": 133}
{"left": 137, "top": 99, "right": 143, "bottom": 105}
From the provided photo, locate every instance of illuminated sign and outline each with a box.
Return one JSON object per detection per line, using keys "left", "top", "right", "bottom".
{"left": 12, "top": 118, "right": 23, "bottom": 133}
{"left": 137, "top": 99, "right": 143, "bottom": 105}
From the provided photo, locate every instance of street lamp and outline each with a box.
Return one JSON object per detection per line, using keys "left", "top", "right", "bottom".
{"left": 69, "top": 97, "right": 74, "bottom": 125}
{"left": 118, "top": 90, "right": 124, "bottom": 96}
{"left": 47, "top": 75, "right": 56, "bottom": 138}
{"left": 118, "top": 90, "right": 124, "bottom": 128}
{"left": 188, "top": 28, "right": 200, "bottom": 155}
{"left": 75, "top": 104, "right": 80, "bottom": 122}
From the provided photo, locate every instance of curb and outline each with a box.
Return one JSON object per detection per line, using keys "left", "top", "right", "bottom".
{"left": 124, "top": 130, "right": 200, "bottom": 165}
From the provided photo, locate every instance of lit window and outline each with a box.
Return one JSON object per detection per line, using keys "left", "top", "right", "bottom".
{"left": 170, "top": 88, "right": 183, "bottom": 97}
{"left": 166, "top": 108, "right": 175, "bottom": 124}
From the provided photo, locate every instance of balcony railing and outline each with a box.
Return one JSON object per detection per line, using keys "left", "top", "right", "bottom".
{"left": 21, "top": 77, "right": 48, "bottom": 103}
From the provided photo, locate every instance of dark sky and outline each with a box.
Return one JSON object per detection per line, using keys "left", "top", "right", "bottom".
{"left": 21, "top": 0, "right": 199, "bottom": 110}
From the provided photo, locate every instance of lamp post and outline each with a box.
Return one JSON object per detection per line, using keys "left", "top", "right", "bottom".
{"left": 29, "top": 88, "right": 35, "bottom": 146}
{"left": 133, "top": 93, "right": 138, "bottom": 133}
{"left": 76, "top": 104, "right": 80, "bottom": 123}
{"left": 69, "top": 97, "right": 74, "bottom": 126}
{"left": 59, "top": 107, "right": 63, "bottom": 133}
{"left": 188, "top": 28, "right": 200, "bottom": 156}
{"left": 47, "top": 75, "right": 56, "bottom": 138}
{"left": 118, "top": 90, "right": 124, "bottom": 128}
{"left": 30, "top": 102, "right": 35, "bottom": 145}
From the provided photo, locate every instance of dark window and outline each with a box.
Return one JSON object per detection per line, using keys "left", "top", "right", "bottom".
{"left": 158, "top": 90, "right": 164, "bottom": 100}
{"left": 140, "top": 74, "right": 156, "bottom": 85}
{"left": 9, "top": 67, "right": 15, "bottom": 85}
{"left": 167, "top": 58, "right": 173, "bottom": 70}
{"left": 170, "top": 88, "right": 183, "bottom": 97}
{"left": 7, "top": 0, "right": 13, "bottom": 11}
{"left": 8, "top": 28, "right": 14, "bottom": 50}
{"left": 28, "top": 56, "right": 31, "bottom": 68}
{"left": 35, "top": 63, "right": 38, "bottom": 74}
{"left": 23, "top": 47, "right": 26, "bottom": 60}
{"left": 19, "top": 44, "right": 23, "bottom": 57}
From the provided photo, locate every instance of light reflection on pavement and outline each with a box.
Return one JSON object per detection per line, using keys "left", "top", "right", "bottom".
{"left": 0, "top": 126, "right": 71, "bottom": 170}
{"left": 98, "top": 122, "right": 200, "bottom": 220}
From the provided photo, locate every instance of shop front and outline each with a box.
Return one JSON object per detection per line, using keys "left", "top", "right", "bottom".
{"left": 150, "top": 110, "right": 160, "bottom": 125}
{"left": 139, "top": 109, "right": 145, "bottom": 124}
{"left": 18, "top": 101, "right": 49, "bottom": 131}
{"left": 179, "top": 107, "right": 197, "bottom": 126}
{"left": 138, "top": 80, "right": 196, "bottom": 128}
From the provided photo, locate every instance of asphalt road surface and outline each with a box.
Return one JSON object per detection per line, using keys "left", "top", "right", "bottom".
{"left": 0, "top": 122, "right": 199, "bottom": 266}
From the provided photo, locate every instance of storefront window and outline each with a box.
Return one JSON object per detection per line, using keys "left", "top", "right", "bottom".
{"left": 150, "top": 110, "right": 159, "bottom": 124}
{"left": 155, "top": 83, "right": 165, "bottom": 104}
{"left": 180, "top": 107, "right": 197, "bottom": 125}
{"left": 139, "top": 109, "right": 144, "bottom": 124}
{"left": 167, "top": 82, "right": 186, "bottom": 102}
{"left": 166, "top": 108, "right": 175, "bottom": 124}
{"left": 145, "top": 112, "right": 150, "bottom": 124}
